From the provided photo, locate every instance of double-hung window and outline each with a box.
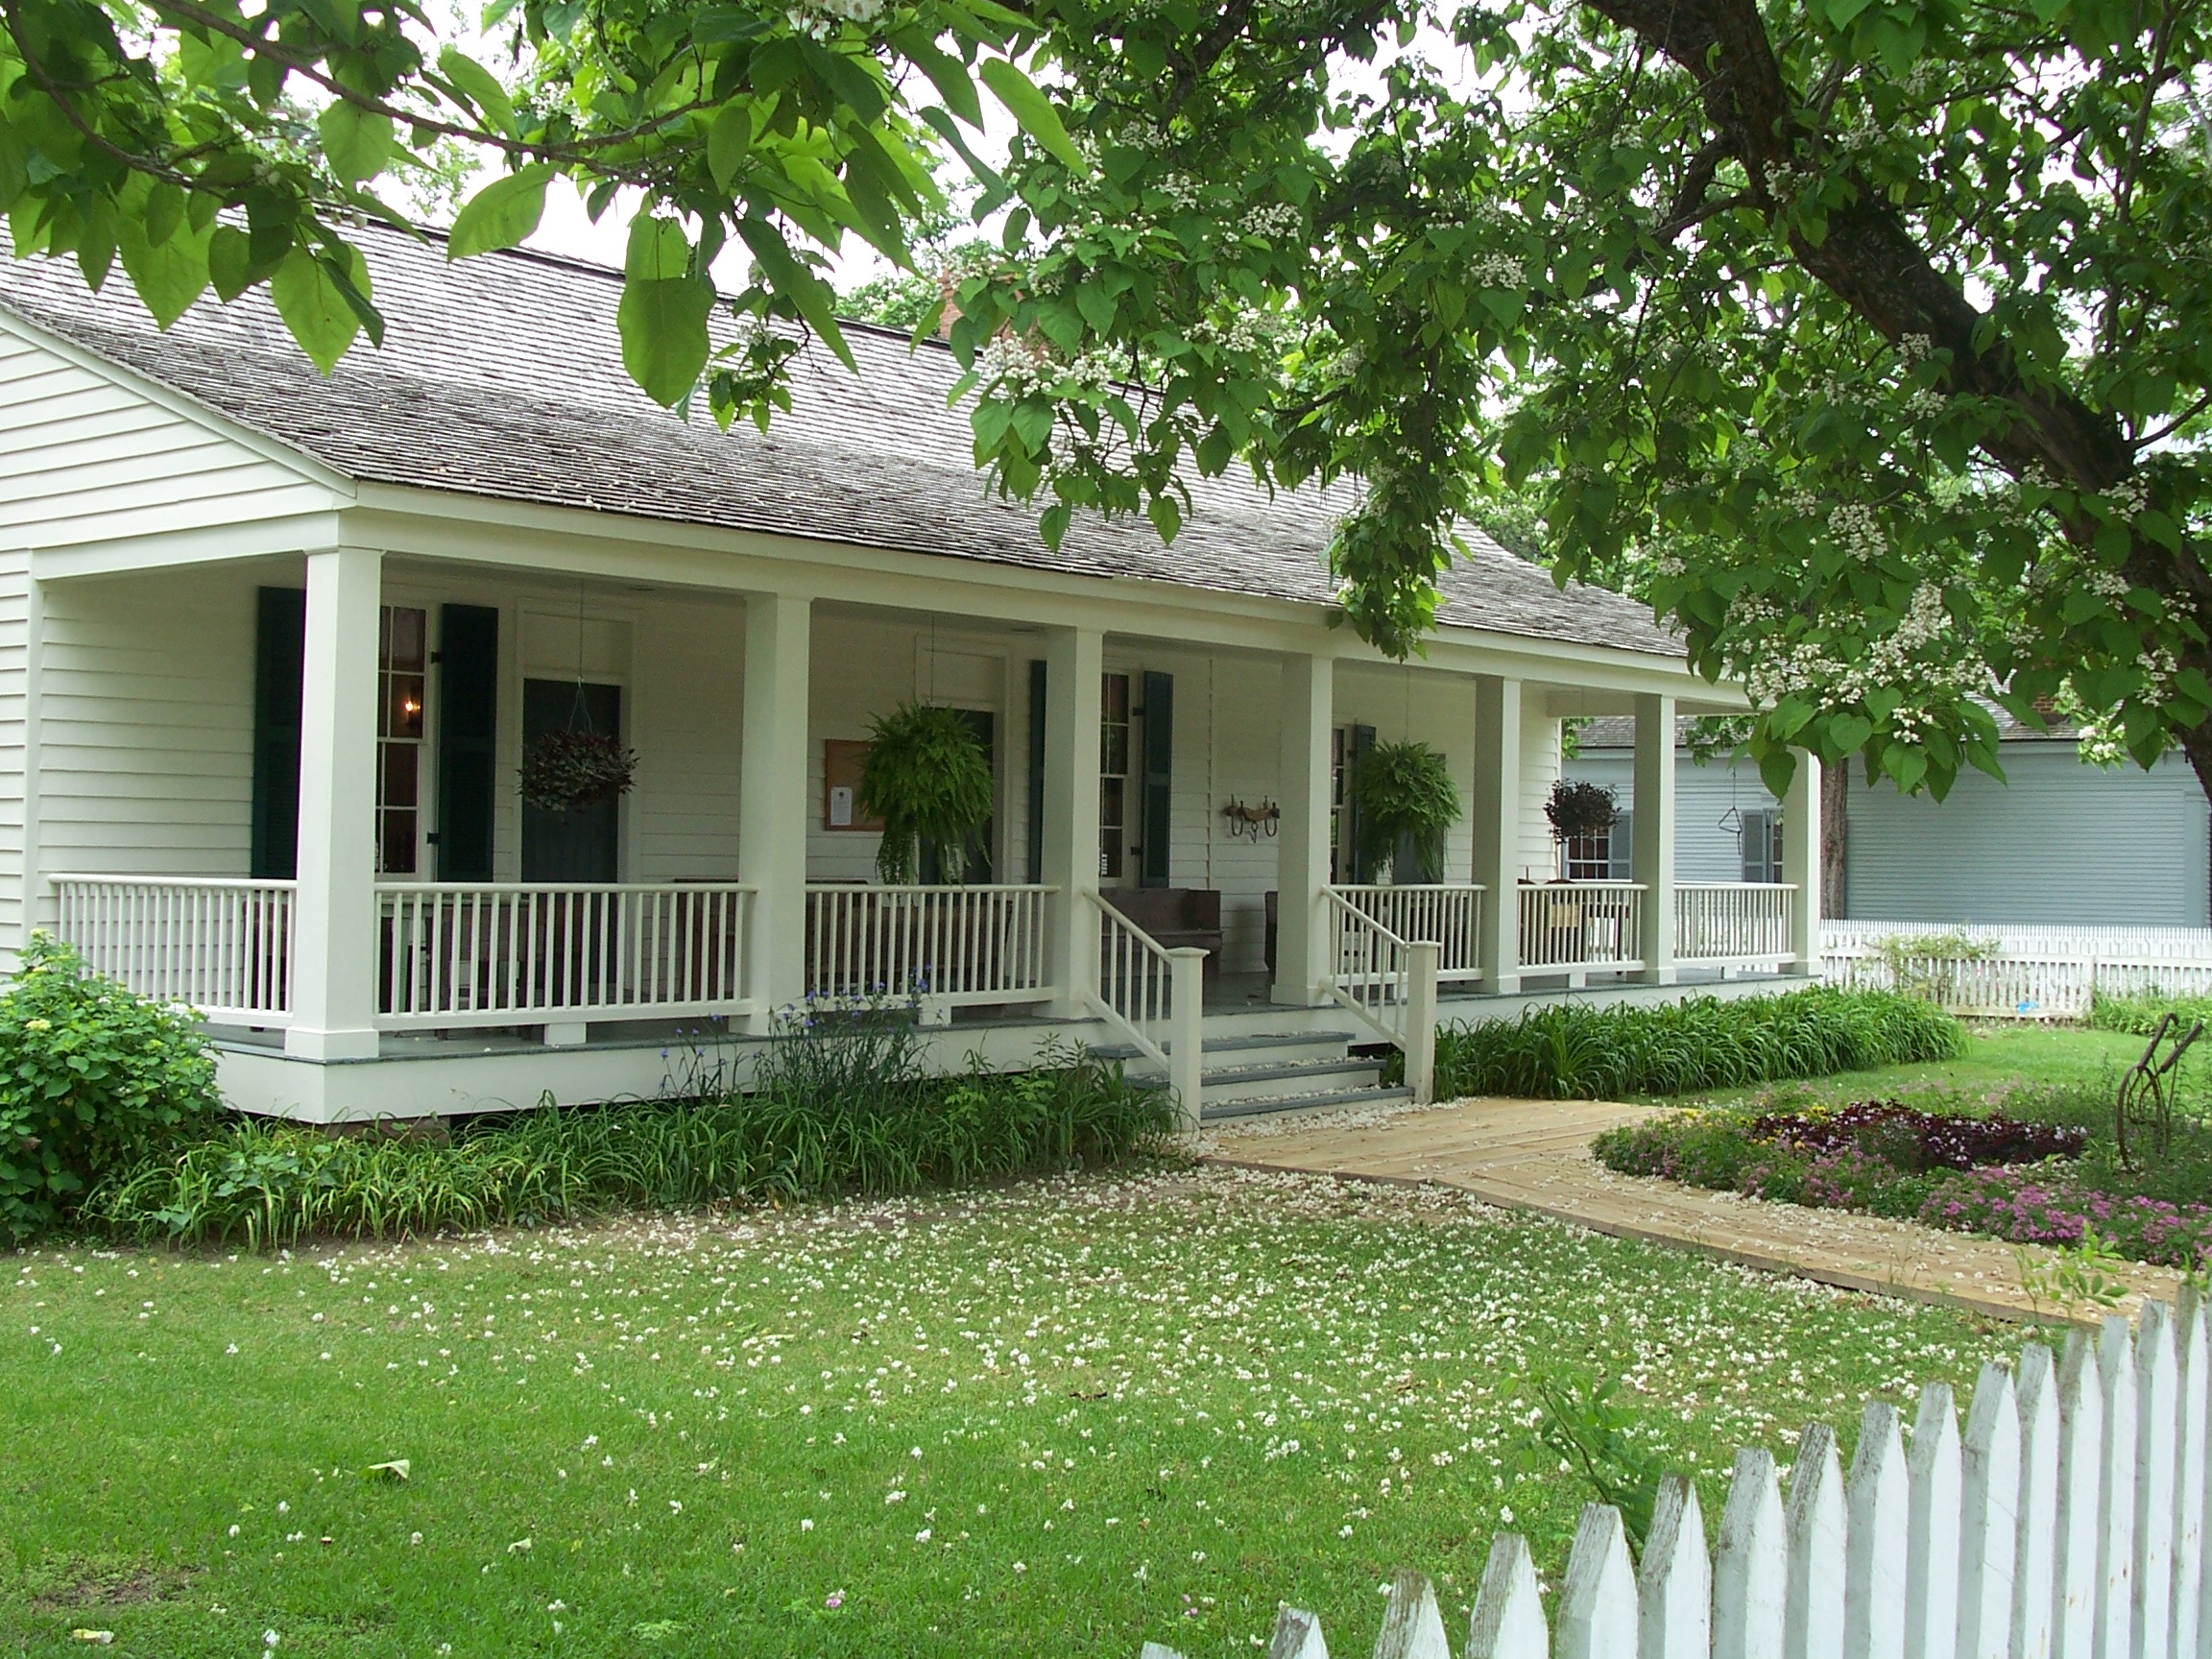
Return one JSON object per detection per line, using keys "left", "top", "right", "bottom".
{"left": 376, "top": 606, "right": 427, "bottom": 875}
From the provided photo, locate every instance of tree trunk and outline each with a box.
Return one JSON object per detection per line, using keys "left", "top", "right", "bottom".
{"left": 1819, "top": 761, "right": 1848, "bottom": 920}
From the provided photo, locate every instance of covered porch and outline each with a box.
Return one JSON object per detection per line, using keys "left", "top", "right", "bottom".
{"left": 33, "top": 542, "right": 1818, "bottom": 1123}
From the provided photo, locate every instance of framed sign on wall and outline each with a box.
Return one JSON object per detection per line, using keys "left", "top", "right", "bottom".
{"left": 823, "top": 739, "right": 885, "bottom": 831}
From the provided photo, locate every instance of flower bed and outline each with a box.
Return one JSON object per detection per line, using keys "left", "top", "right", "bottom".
{"left": 1595, "top": 1098, "right": 2212, "bottom": 1272}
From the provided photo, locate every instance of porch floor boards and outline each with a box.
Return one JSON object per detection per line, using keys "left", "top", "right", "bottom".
{"left": 1202, "top": 1095, "right": 2190, "bottom": 1325}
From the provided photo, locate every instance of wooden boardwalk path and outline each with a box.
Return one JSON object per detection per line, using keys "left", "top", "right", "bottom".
{"left": 1203, "top": 1096, "right": 2188, "bottom": 1323}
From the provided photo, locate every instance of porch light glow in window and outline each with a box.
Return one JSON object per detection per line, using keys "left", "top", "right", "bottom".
{"left": 1099, "top": 672, "right": 1130, "bottom": 879}
{"left": 376, "top": 606, "right": 427, "bottom": 875}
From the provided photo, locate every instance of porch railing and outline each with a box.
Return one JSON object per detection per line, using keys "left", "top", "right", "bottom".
{"left": 1517, "top": 880, "right": 1647, "bottom": 974}
{"left": 1326, "top": 883, "right": 1484, "bottom": 983}
{"left": 51, "top": 874, "right": 296, "bottom": 1025}
{"left": 804, "top": 884, "right": 1055, "bottom": 1012}
{"left": 1675, "top": 881, "right": 1796, "bottom": 966}
{"left": 1084, "top": 892, "right": 1205, "bottom": 1126}
{"left": 1321, "top": 889, "right": 1436, "bottom": 1100}
{"left": 376, "top": 883, "right": 754, "bottom": 1029}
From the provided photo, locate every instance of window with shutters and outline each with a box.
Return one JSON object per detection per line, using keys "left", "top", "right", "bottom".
{"left": 376, "top": 606, "right": 427, "bottom": 875}
{"left": 1099, "top": 672, "right": 1130, "bottom": 879}
{"left": 1741, "top": 808, "right": 1785, "bottom": 883}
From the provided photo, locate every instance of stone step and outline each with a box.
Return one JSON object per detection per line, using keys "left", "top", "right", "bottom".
{"left": 1090, "top": 1028, "right": 1359, "bottom": 1068}
{"left": 1192, "top": 1056, "right": 1388, "bottom": 1107}
{"left": 1199, "top": 1084, "right": 1417, "bottom": 1123}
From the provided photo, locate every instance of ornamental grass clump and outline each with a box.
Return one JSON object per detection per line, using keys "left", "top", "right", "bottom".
{"left": 1431, "top": 987, "right": 1965, "bottom": 1101}
{"left": 0, "top": 933, "right": 221, "bottom": 1241}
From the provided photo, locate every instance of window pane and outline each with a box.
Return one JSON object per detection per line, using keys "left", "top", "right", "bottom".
{"left": 388, "top": 607, "right": 426, "bottom": 671}
{"left": 1099, "top": 777, "right": 1124, "bottom": 878}
{"left": 387, "top": 673, "right": 425, "bottom": 741}
{"left": 382, "top": 742, "right": 419, "bottom": 807}
{"left": 380, "top": 808, "right": 418, "bottom": 875}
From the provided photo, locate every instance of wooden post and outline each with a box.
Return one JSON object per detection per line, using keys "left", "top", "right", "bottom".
{"left": 2130, "top": 1302, "right": 2176, "bottom": 1659}
{"left": 1376, "top": 1569, "right": 1451, "bottom": 1659}
{"left": 1559, "top": 1504, "right": 1638, "bottom": 1659}
{"left": 738, "top": 590, "right": 811, "bottom": 1033}
{"left": 1640, "top": 1477, "right": 1711, "bottom": 1659}
{"left": 1786, "top": 1422, "right": 1847, "bottom": 1659}
{"left": 1470, "top": 1534, "right": 1550, "bottom": 1659}
{"left": 1907, "top": 1382, "right": 1962, "bottom": 1659}
{"left": 1406, "top": 939, "right": 1439, "bottom": 1103}
{"left": 1473, "top": 675, "right": 1523, "bottom": 995}
{"left": 2013, "top": 1343, "right": 2060, "bottom": 1659}
{"left": 1632, "top": 691, "right": 1676, "bottom": 984}
{"left": 1847, "top": 1400, "right": 1911, "bottom": 1659}
{"left": 1272, "top": 651, "right": 1334, "bottom": 1008}
{"left": 1958, "top": 1361, "right": 2020, "bottom": 1659}
{"left": 2097, "top": 1316, "right": 2139, "bottom": 1659}
{"left": 287, "top": 544, "right": 383, "bottom": 1060}
{"left": 1167, "top": 947, "right": 1207, "bottom": 1130}
{"left": 1265, "top": 1605, "right": 1326, "bottom": 1659}
{"left": 1041, "top": 626, "right": 1103, "bottom": 1020}
{"left": 1717, "top": 1447, "right": 1787, "bottom": 1659}
{"left": 2055, "top": 1329, "right": 2105, "bottom": 1659}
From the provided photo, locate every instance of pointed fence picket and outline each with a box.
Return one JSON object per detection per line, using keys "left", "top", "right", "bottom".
{"left": 1141, "top": 1304, "right": 2212, "bottom": 1659}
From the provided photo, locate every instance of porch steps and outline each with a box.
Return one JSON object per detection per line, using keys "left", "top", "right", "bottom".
{"left": 1099, "top": 1028, "right": 1414, "bottom": 1122}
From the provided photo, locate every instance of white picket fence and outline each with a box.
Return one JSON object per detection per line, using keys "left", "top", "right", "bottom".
{"left": 1821, "top": 950, "right": 2212, "bottom": 1020}
{"left": 1824, "top": 921, "right": 2212, "bottom": 963}
{"left": 1142, "top": 1296, "right": 2212, "bottom": 1659}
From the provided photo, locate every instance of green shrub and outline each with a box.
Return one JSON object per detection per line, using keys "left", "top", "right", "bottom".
{"left": 2088, "top": 989, "right": 2212, "bottom": 1037}
{"left": 1433, "top": 987, "right": 1966, "bottom": 1101}
{"left": 0, "top": 933, "right": 221, "bottom": 1241}
{"left": 89, "top": 1040, "right": 1173, "bottom": 1249}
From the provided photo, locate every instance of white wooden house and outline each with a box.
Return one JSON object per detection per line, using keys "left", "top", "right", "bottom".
{"left": 0, "top": 225, "right": 1817, "bottom": 1122}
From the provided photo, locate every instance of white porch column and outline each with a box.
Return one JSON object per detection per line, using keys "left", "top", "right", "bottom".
{"left": 1041, "top": 625, "right": 1103, "bottom": 1019}
{"left": 286, "top": 545, "right": 382, "bottom": 1060}
{"left": 739, "top": 591, "right": 811, "bottom": 1031}
{"left": 1473, "top": 674, "right": 1523, "bottom": 996}
{"left": 1632, "top": 691, "right": 1677, "bottom": 983}
{"left": 1782, "top": 748, "right": 1822, "bottom": 974}
{"left": 1272, "top": 651, "right": 1334, "bottom": 1007}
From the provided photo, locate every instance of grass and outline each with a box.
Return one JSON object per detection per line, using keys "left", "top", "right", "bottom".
{"left": 1, "top": 1164, "right": 2016, "bottom": 1657}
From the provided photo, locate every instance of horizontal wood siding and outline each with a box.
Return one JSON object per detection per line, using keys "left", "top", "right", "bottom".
{"left": 1569, "top": 750, "right": 1778, "bottom": 883}
{"left": 38, "top": 564, "right": 261, "bottom": 882}
{"left": 0, "top": 550, "right": 26, "bottom": 956}
{"left": 0, "top": 328, "right": 338, "bottom": 545}
{"left": 1846, "top": 744, "right": 2211, "bottom": 926}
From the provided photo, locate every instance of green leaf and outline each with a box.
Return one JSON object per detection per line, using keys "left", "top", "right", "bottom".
{"left": 1824, "top": 712, "right": 1873, "bottom": 753}
{"left": 117, "top": 212, "right": 211, "bottom": 327}
{"left": 707, "top": 105, "right": 752, "bottom": 191}
{"left": 617, "top": 275, "right": 714, "bottom": 406}
{"left": 271, "top": 247, "right": 365, "bottom": 373}
{"left": 734, "top": 215, "right": 854, "bottom": 370}
{"left": 977, "top": 59, "right": 1084, "bottom": 171}
{"left": 437, "top": 46, "right": 518, "bottom": 137}
{"left": 446, "top": 164, "right": 555, "bottom": 258}
{"left": 890, "top": 28, "right": 983, "bottom": 128}
{"left": 626, "top": 215, "right": 692, "bottom": 281}
{"left": 319, "top": 103, "right": 394, "bottom": 185}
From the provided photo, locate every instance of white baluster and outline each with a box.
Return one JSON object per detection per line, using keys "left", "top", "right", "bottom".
{"left": 1787, "top": 1422, "right": 1847, "bottom": 1659}
{"left": 1643, "top": 1476, "right": 1713, "bottom": 1659}
{"left": 1718, "top": 1447, "right": 1787, "bottom": 1659}
{"left": 2055, "top": 1330, "right": 2105, "bottom": 1659}
{"left": 2014, "top": 1343, "right": 2059, "bottom": 1659}
{"left": 1469, "top": 1533, "right": 1550, "bottom": 1659}
{"left": 2131, "top": 1304, "right": 2176, "bottom": 1659}
{"left": 1559, "top": 1504, "right": 1639, "bottom": 1659}
{"left": 1850, "top": 1400, "right": 1911, "bottom": 1659}
{"left": 2098, "top": 1316, "right": 2138, "bottom": 1659}
{"left": 1960, "top": 1361, "right": 2021, "bottom": 1659}
{"left": 1909, "top": 1382, "right": 1963, "bottom": 1659}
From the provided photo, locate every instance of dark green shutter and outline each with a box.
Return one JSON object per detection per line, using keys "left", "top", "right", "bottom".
{"left": 1026, "top": 660, "right": 1046, "bottom": 884}
{"left": 436, "top": 605, "right": 499, "bottom": 881}
{"left": 1139, "top": 670, "right": 1173, "bottom": 888}
{"left": 1345, "top": 723, "right": 1377, "bottom": 881}
{"left": 250, "top": 587, "right": 306, "bottom": 879}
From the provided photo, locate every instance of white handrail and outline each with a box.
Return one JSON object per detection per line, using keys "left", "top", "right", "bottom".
{"left": 375, "top": 882, "right": 754, "bottom": 1028}
{"left": 50, "top": 874, "right": 297, "bottom": 1025}
{"left": 1320, "top": 889, "right": 1437, "bottom": 1101}
{"left": 1083, "top": 892, "right": 1205, "bottom": 1126}
{"left": 1326, "top": 884, "right": 1485, "bottom": 981}
{"left": 805, "top": 884, "right": 1056, "bottom": 1011}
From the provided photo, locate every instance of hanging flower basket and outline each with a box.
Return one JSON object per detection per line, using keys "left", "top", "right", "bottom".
{"left": 857, "top": 702, "right": 995, "bottom": 885}
{"left": 1546, "top": 778, "right": 1618, "bottom": 844}
{"left": 520, "top": 730, "right": 637, "bottom": 813}
{"left": 1351, "top": 740, "right": 1462, "bottom": 882}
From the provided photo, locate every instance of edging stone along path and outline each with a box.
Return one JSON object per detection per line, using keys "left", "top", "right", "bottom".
{"left": 1199, "top": 1095, "right": 2189, "bottom": 1323}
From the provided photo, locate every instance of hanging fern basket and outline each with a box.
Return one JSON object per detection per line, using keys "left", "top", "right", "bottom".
{"left": 856, "top": 702, "right": 996, "bottom": 885}
{"left": 519, "top": 729, "right": 637, "bottom": 813}
{"left": 1351, "top": 740, "right": 1462, "bottom": 883}
{"left": 1546, "top": 778, "right": 1618, "bottom": 844}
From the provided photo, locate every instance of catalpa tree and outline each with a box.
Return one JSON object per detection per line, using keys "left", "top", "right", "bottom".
{"left": 6, "top": 0, "right": 2208, "bottom": 803}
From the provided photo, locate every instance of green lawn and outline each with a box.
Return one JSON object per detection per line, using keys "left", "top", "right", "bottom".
{"left": 3, "top": 1165, "right": 2013, "bottom": 1657}
{"left": 1647, "top": 1021, "right": 2148, "bottom": 1111}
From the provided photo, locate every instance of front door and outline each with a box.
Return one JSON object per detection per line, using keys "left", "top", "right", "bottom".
{"left": 522, "top": 679, "right": 622, "bottom": 882}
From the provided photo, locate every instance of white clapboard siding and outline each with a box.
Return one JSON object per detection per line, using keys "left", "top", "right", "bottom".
{"left": 1138, "top": 1306, "right": 2212, "bottom": 1659}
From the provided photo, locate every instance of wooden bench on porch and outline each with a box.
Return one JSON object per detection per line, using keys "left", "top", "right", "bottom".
{"left": 1102, "top": 889, "right": 1224, "bottom": 979}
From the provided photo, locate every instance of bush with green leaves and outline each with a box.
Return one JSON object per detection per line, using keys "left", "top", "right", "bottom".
{"left": 856, "top": 702, "right": 997, "bottom": 885}
{"left": 90, "top": 1029, "right": 1172, "bottom": 1250}
{"left": 1350, "top": 741, "right": 1461, "bottom": 882}
{"left": 0, "top": 933, "right": 222, "bottom": 1241}
{"left": 1430, "top": 988, "right": 1966, "bottom": 1102}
